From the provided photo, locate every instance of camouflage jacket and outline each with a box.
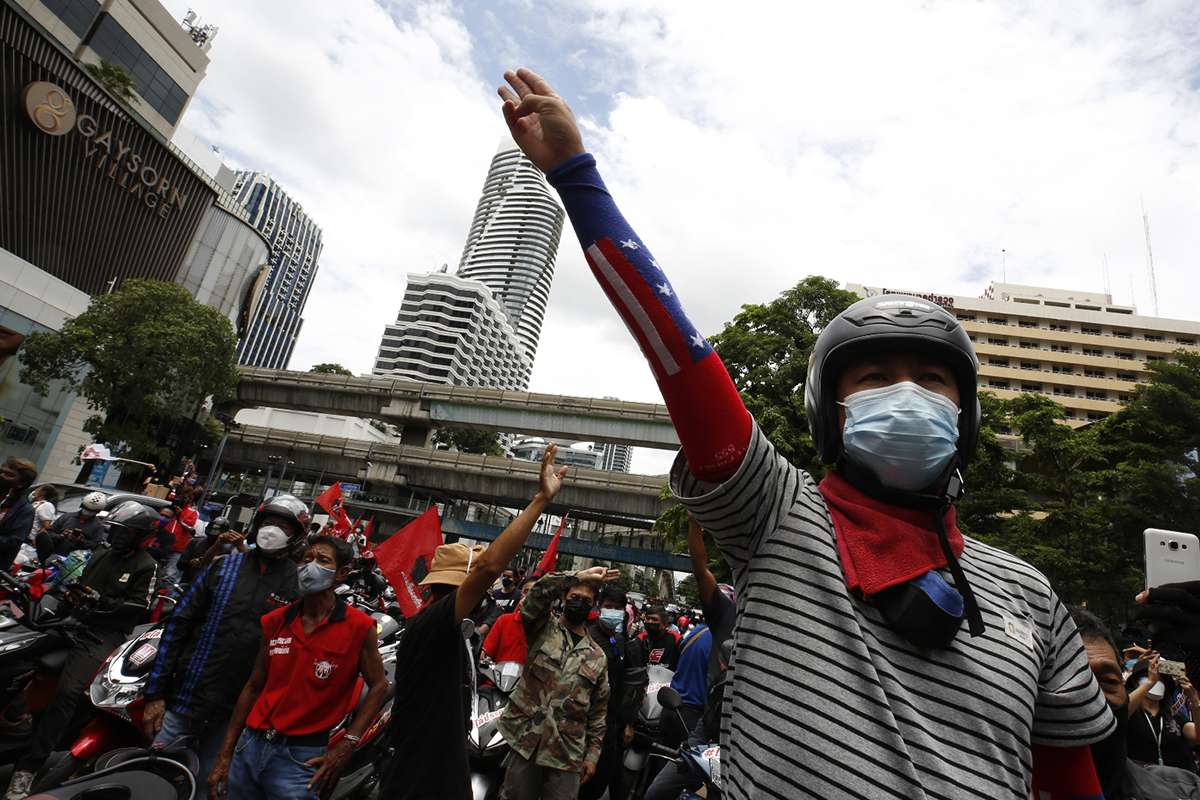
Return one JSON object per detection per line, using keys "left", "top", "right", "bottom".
{"left": 497, "top": 572, "right": 610, "bottom": 769}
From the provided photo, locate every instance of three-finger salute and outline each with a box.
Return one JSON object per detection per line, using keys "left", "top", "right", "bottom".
{"left": 498, "top": 68, "right": 585, "bottom": 173}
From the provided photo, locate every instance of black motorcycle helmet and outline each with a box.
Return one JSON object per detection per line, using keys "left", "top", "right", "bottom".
{"left": 210, "top": 515, "right": 232, "bottom": 533}
{"left": 105, "top": 500, "right": 161, "bottom": 536}
{"left": 804, "top": 293, "right": 981, "bottom": 473}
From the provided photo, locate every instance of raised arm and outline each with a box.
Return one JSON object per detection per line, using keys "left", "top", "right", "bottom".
{"left": 455, "top": 444, "right": 567, "bottom": 621}
{"left": 499, "top": 69, "right": 751, "bottom": 483}
{"left": 686, "top": 516, "right": 718, "bottom": 605}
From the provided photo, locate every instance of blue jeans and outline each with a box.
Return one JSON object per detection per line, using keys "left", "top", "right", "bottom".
{"left": 229, "top": 729, "right": 325, "bottom": 800}
{"left": 153, "top": 709, "right": 227, "bottom": 797}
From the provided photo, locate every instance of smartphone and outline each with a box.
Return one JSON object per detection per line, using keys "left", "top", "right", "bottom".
{"left": 1159, "top": 658, "right": 1187, "bottom": 678}
{"left": 1144, "top": 528, "right": 1200, "bottom": 589}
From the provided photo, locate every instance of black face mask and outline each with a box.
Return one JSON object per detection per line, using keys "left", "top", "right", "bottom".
{"left": 1090, "top": 699, "right": 1129, "bottom": 800}
{"left": 643, "top": 623, "right": 662, "bottom": 636}
{"left": 563, "top": 597, "right": 592, "bottom": 626}
{"left": 109, "top": 528, "right": 137, "bottom": 555}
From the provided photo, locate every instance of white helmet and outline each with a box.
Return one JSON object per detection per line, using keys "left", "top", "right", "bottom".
{"left": 82, "top": 491, "right": 107, "bottom": 512}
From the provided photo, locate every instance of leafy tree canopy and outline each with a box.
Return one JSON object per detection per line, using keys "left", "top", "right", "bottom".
{"left": 432, "top": 426, "right": 504, "bottom": 457}
{"left": 309, "top": 362, "right": 354, "bottom": 376}
{"left": 20, "top": 280, "right": 239, "bottom": 464}
{"left": 84, "top": 61, "right": 138, "bottom": 105}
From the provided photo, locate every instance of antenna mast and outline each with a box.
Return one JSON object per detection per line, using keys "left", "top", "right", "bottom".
{"left": 1102, "top": 253, "right": 1111, "bottom": 296}
{"left": 1001, "top": 248, "right": 1007, "bottom": 284}
{"left": 1141, "top": 199, "right": 1159, "bottom": 315}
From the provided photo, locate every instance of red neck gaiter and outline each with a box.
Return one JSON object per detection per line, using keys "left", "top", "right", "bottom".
{"left": 817, "top": 471, "right": 963, "bottom": 596}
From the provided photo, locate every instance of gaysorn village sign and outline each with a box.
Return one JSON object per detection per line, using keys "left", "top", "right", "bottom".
{"left": 22, "top": 81, "right": 190, "bottom": 221}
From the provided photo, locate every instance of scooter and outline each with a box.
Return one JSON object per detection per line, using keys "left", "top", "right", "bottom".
{"left": 653, "top": 686, "right": 721, "bottom": 800}
{"left": 624, "top": 664, "right": 675, "bottom": 797}
{"left": 29, "top": 746, "right": 200, "bottom": 799}
{"left": 468, "top": 659, "right": 522, "bottom": 800}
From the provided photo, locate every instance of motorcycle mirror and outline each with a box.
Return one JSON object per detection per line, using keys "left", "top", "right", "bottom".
{"left": 460, "top": 618, "right": 476, "bottom": 640}
{"left": 656, "top": 686, "right": 683, "bottom": 711}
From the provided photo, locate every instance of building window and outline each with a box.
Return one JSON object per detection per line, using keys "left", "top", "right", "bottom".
{"left": 987, "top": 317, "right": 1008, "bottom": 326}
{"left": 86, "top": 14, "right": 189, "bottom": 124}
{"left": 1053, "top": 387, "right": 1075, "bottom": 397}
{"left": 1118, "top": 394, "right": 1130, "bottom": 402}
{"left": 1143, "top": 333, "right": 1164, "bottom": 342}
{"left": 1082, "top": 347, "right": 1104, "bottom": 357}
{"left": 988, "top": 358, "right": 1009, "bottom": 367}
{"left": 1114, "top": 351, "right": 1135, "bottom": 360}
{"left": 40, "top": 0, "right": 98, "bottom": 37}
{"left": 1087, "top": 411, "right": 1107, "bottom": 422}
{"left": 1178, "top": 337, "right": 1196, "bottom": 346}
{"left": 1052, "top": 365, "right": 1074, "bottom": 374}
{"left": 1080, "top": 326, "right": 1101, "bottom": 336}
{"left": 955, "top": 313, "right": 976, "bottom": 322}
{"left": 1116, "top": 371, "right": 1136, "bottom": 381}
{"left": 988, "top": 337, "right": 1009, "bottom": 346}
{"left": 1051, "top": 343, "right": 1072, "bottom": 353}
{"left": 1086, "top": 390, "right": 1108, "bottom": 401}
{"left": 1019, "top": 341, "right": 1039, "bottom": 349}
{"left": 989, "top": 380, "right": 1010, "bottom": 390}
{"left": 1049, "top": 323, "right": 1069, "bottom": 332}
{"left": 1083, "top": 368, "right": 1105, "bottom": 379}
{"left": 1018, "top": 319, "right": 1037, "bottom": 328}
{"left": 1020, "top": 361, "right": 1040, "bottom": 370}
{"left": 1114, "top": 329, "right": 1132, "bottom": 339}
{"left": 1021, "top": 383, "right": 1042, "bottom": 392}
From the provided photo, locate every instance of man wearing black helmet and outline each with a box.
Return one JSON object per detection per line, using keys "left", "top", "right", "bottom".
{"left": 498, "top": 68, "right": 1114, "bottom": 799}
{"left": 141, "top": 494, "right": 304, "bottom": 797}
{"left": 5, "top": 501, "right": 159, "bottom": 800}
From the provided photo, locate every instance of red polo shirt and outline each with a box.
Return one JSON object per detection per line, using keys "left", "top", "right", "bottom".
{"left": 247, "top": 600, "right": 374, "bottom": 736}
{"left": 482, "top": 608, "right": 526, "bottom": 664}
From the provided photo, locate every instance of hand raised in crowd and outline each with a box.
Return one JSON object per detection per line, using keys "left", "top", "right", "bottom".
{"left": 575, "top": 566, "right": 621, "bottom": 583}
{"left": 1147, "top": 652, "right": 1160, "bottom": 685}
{"left": 1179, "top": 676, "right": 1199, "bottom": 705}
{"left": 538, "top": 443, "right": 569, "bottom": 501}
{"left": 498, "top": 69, "right": 585, "bottom": 173}
{"left": 1135, "top": 580, "right": 1200, "bottom": 652}
{"left": 307, "top": 738, "right": 354, "bottom": 794}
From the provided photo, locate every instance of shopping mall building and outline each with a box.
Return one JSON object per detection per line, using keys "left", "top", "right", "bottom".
{"left": 0, "top": 0, "right": 268, "bottom": 482}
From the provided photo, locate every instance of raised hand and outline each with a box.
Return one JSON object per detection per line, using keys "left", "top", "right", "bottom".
{"left": 575, "top": 566, "right": 621, "bottom": 583}
{"left": 539, "top": 443, "right": 569, "bottom": 500}
{"left": 498, "top": 68, "right": 585, "bottom": 173}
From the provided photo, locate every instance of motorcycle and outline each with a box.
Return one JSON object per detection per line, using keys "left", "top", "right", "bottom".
{"left": 33, "top": 602, "right": 402, "bottom": 796}
{"left": 468, "top": 659, "right": 522, "bottom": 800}
{"left": 651, "top": 686, "right": 721, "bottom": 800}
{"left": 624, "top": 664, "right": 675, "bottom": 797}
{"left": 28, "top": 746, "right": 200, "bottom": 799}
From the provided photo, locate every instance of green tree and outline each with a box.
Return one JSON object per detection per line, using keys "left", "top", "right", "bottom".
{"left": 432, "top": 426, "right": 504, "bottom": 456}
{"left": 709, "top": 275, "right": 859, "bottom": 476}
{"left": 20, "top": 280, "right": 239, "bottom": 465}
{"left": 84, "top": 61, "right": 138, "bottom": 105}
{"left": 675, "top": 574, "right": 701, "bottom": 607}
{"left": 309, "top": 362, "right": 353, "bottom": 376}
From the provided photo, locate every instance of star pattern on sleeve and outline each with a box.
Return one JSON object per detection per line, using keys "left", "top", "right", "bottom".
{"left": 620, "top": 239, "right": 640, "bottom": 250}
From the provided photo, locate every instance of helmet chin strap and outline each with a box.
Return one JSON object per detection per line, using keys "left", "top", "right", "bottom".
{"left": 836, "top": 454, "right": 985, "bottom": 638}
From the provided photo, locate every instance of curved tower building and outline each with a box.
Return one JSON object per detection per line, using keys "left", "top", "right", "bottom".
{"left": 456, "top": 139, "right": 564, "bottom": 360}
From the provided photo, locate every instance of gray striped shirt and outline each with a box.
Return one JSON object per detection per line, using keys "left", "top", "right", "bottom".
{"left": 671, "top": 424, "right": 1114, "bottom": 799}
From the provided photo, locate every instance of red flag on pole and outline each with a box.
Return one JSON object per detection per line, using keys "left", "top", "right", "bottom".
{"left": 315, "top": 483, "right": 353, "bottom": 537}
{"left": 534, "top": 514, "right": 568, "bottom": 577}
{"left": 374, "top": 507, "right": 443, "bottom": 618}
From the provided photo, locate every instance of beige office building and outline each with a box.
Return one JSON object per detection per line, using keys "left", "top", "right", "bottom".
{"left": 17, "top": 0, "right": 212, "bottom": 137}
{"left": 849, "top": 282, "right": 1200, "bottom": 427}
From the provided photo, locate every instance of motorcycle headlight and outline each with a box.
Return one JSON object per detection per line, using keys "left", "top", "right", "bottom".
{"left": 89, "top": 671, "right": 140, "bottom": 710}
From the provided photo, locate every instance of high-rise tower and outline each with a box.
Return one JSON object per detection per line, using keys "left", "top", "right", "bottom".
{"left": 456, "top": 139, "right": 564, "bottom": 360}
{"left": 231, "top": 172, "right": 323, "bottom": 369}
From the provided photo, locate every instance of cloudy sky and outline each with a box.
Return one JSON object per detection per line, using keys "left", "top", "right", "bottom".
{"left": 167, "top": 0, "right": 1200, "bottom": 474}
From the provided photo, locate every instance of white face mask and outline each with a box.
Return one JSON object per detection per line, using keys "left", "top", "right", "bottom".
{"left": 255, "top": 524, "right": 289, "bottom": 553}
{"left": 1147, "top": 681, "right": 1166, "bottom": 700}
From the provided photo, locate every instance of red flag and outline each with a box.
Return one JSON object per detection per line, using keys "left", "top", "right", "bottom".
{"left": 534, "top": 514, "right": 568, "bottom": 577}
{"left": 315, "top": 483, "right": 353, "bottom": 537}
{"left": 374, "top": 507, "right": 443, "bottom": 618}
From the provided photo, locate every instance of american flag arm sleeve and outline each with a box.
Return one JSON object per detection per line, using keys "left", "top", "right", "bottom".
{"left": 546, "top": 153, "right": 752, "bottom": 482}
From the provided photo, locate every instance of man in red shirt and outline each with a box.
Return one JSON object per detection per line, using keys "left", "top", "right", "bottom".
{"left": 207, "top": 536, "right": 388, "bottom": 799}
{"left": 483, "top": 575, "right": 537, "bottom": 664}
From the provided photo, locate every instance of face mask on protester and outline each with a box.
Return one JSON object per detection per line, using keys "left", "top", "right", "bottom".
{"left": 1147, "top": 681, "right": 1166, "bottom": 700}
{"left": 563, "top": 596, "right": 592, "bottom": 626}
{"left": 297, "top": 561, "right": 337, "bottom": 595}
{"left": 598, "top": 608, "right": 625, "bottom": 634}
{"left": 108, "top": 528, "right": 137, "bottom": 555}
{"left": 644, "top": 622, "right": 662, "bottom": 636}
{"left": 255, "top": 525, "right": 290, "bottom": 555}
{"left": 839, "top": 381, "right": 960, "bottom": 492}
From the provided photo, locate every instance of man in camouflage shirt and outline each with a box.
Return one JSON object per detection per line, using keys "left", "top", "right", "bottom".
{"left": 497, "top": 566, "right": 617, "bottom": 799}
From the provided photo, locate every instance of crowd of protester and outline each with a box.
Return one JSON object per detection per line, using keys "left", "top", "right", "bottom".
{"left": 0, "top": 64, "right": 1197, "bottom": 800}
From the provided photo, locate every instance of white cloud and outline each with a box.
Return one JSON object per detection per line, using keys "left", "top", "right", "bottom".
{"left": 169, "top": 1, "right": 1200, "bottom": 475}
